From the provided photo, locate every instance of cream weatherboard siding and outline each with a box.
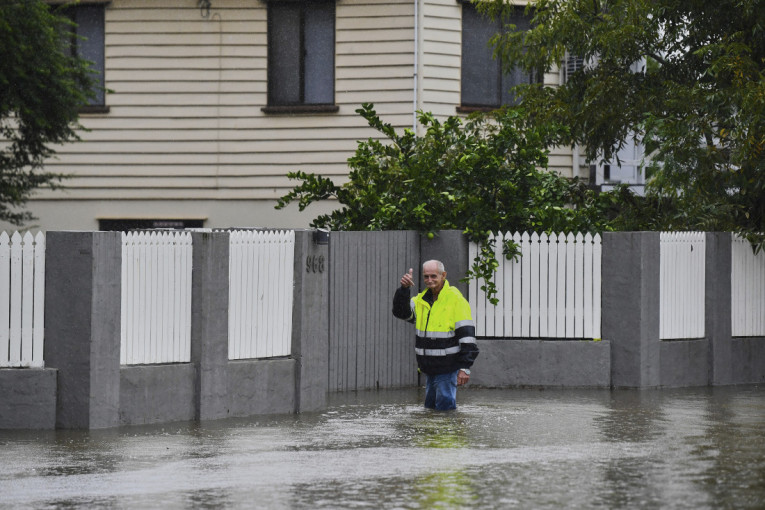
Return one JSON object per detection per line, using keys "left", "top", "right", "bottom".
{"left": 419, "top": 0, "right": 461, "bottom": 118}
{"left": 7, "top": 0, "right": 582, "bottom": 232}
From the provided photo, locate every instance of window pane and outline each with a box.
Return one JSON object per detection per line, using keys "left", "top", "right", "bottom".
{"left": 500, "top": 67, "right": 531, "bottom": 105}
{"left": 268, "top": 4, "right": 301, "bottom": 105}
{"left": 70, "top": 5, "right": 105, "bottom": 106}
{"left": 500, "top": 9, "right": 532, "bottom": 106}
{"left": 303, "top": 3, "right": 335, "bottom": 104}
{"left": 461, "top": 4, "right": 500, "bottom": 107}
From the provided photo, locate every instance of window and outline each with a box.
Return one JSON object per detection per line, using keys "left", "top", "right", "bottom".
{"left": 265, "top": 1, "right": 337, "bottom": 112}
{"left": 62, "top": 3, "right": 106, "bottom": 110}
{"left": 460, "top": 4, "right": 534, "bottom": 110}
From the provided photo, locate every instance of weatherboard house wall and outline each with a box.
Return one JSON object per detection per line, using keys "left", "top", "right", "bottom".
{"left": 8, "top": 0, "right": 582, "bottom": 233}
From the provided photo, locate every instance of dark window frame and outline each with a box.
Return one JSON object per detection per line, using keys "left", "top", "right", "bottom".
{"left": 264, "top": 0, "right": 338, "bottom": 114}
{"left": 60, "top": 2, "right": 109, "bottom": 113}
{"left": 458, "top": 2, "right": 538, "bottom": 112}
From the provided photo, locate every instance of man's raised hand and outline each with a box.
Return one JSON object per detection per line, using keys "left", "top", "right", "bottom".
{"left": 400, "top": 268, "right": 414, "bottom": 288}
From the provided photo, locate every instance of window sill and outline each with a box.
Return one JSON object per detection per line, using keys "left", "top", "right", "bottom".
{"left": 262, "top": 105, "right": 339, "bottom": 114}
{"left": 456, "top": 105, "right": 500, "bottom": 114}
{"left": 79, "top": 105, "right": 111, "bottom": 115}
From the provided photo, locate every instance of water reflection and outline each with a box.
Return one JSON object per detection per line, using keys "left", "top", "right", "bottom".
{"left": 592, "top": 390, "right": 669, "bottom": 508}
{"left": 0, "top": 387, "right": 763, "bottom": 509}
{"left": 694, "top": 387, "right": 765, "bottom": 509}
{"left": 415, "top": 469, "right": 477, "bottom": 508}
{"left": 410, "top": 412, "right": 475, "bottom": 508}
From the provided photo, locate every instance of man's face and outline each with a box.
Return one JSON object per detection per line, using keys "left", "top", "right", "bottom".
{"left": 423, "top": 262, "right": 446, "bottom": 292}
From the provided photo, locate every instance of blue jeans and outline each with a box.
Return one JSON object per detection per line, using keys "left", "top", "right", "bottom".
{"left": 424, "top": 370, "right": 458, "bottom": 410}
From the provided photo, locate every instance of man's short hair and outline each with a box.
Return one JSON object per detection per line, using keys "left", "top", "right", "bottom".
{"left": 423, "top": 259, "right": 445, "bottom": 273}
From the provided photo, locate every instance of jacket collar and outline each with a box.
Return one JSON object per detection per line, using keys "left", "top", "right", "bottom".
{"left": 422, "top": 279, "right": 450, "bottom": 305}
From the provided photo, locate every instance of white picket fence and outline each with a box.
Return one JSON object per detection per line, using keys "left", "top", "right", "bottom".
{"left": 120, "top": 231, "right": 193, "bottom": 365}
{"left": 0, "top": 232, "right": 45, "bottom": 368}
{"left": 228, "top": 230, "right": 295, "bottom": 360}
{"left": 659, "top": 232, "right": 706, "bottom": 340}
{"left": 469, "top": 232, "right": 602, "bottom": 339}
{"left": 731, "top": 235, "right": 765, "bottom": 337}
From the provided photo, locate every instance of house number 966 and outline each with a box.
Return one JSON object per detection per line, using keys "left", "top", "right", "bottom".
{"left": 306, "top": 255, "right": 325, "bottom": 273}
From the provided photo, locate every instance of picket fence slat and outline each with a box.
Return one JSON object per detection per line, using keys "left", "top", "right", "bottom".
{"left": 254, "top": 232, "right": 264, "bottom": 358}
{"left": 0, "top": 233, "right": 9, "bottom": 365}
{"left": 538, "top": 233, "right": 549, "bottom": 338}
{"left": 574, "top": 232, "right": 585, "bottom": 338}
{"left": 583, "top": 233, "right": 594, "bottom": 338}
{"left": 592, "top": 234, "right": 602, "bottom": 339}
{"left": 468, "top": 231, "right": 601, "bottom": 339}
{"left": 482, "top": 236, "right": 494, "bottom": 337}
{"left": 181, "top": 234, "right": 192, "bottom": 362}
{"left": 468, "top": 239, "right": 479, "bottom": 335}
{"left": 502, "top": 233, "right": 514, "bottom": 336}
{"left": 732, "top": 235, "right": 765, "bottom": 337}
{"left": 529, "top": 232, "right": 540, "bottom": 337}
{"left": 9, "top": 233, "right": 22, "bottom": 366}
{"left": 563, "top": 234, "right": 574, "bottom": 338}
{"left": 32, "top": 232, "right": 45, "bottom": 368}
{"left": 281, "top": 231, "right": 295, "bottom": 356}
{"left": 555, "top": 234, "right": 566, "bottom": 336}
{"left": 21, "top": 233, "right": 34, "bottom": 365}
{"left": 548, "top": 230, "right": 558, "bottom": 338}
{"left": 511, "top": 232, "right": 522, "bottom": 337}
{"left": 494, "top": 233, "right": 505, "bottom": 334}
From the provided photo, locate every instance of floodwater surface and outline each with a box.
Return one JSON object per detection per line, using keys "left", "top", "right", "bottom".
{"left": 1, "top": 386, "right": 764, "bottom": 509}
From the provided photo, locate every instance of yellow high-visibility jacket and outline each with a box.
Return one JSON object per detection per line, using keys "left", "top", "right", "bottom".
{"left": 393, "top": 280, "right": 479, "bottom": 375}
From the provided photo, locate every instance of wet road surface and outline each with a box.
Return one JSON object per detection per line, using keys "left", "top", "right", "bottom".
{"left": 1, "top": 386, "right": 764, "bottom": 509}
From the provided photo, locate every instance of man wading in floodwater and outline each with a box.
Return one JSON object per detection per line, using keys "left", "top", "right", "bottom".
{"left": 392, "top": 260, "right": 479, "bottom": 410}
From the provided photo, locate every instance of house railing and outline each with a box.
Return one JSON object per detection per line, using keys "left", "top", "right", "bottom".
{"left": 659, "top": 232, "right": 706, "bottom": 340}
{"left": 0, "top": 231, "right": 45, "bottom": 368}
{"left": 468, "top": 232, "right": 602, "bottom": 339}
{"left": 228, "top": 229, "right": 294, "bottom": 360}
{"left": 732, "top": 235, "right": 765, "bottom": 337}
{"left": 120, "top": 231, "right": 193, "bottom": 365}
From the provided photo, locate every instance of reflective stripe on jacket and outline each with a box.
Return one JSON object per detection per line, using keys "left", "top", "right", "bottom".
{"left": 392, "top": 280, "right": 479, "bottom": 375}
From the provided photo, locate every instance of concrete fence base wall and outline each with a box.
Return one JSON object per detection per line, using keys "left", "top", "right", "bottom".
{"left": 0, "top": 368, "right": 57, "bottom": 429}
{"left": 116, "top": 359, "right": 298, "bottom": 427}
{"left": 227, "top": 359, "right": 296, "bottom": 418}
{"left": 472, "top": 340, "right": 611, "bottom": 388}
{"left": 731, "top": 338, "right": 765, "bottom": 384}
{"left": 659, "top": 339, "right": 710, "bottom": 388}
{"left": 119, "top": 364, "right": 196, "bottom": 426}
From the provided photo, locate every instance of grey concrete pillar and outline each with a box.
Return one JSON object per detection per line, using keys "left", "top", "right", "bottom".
{"left": 421, "top": 230, "right": 470, "bottom": 296}
{"left": 190, "top": 231, "right": 230, "bottom": 421}
{"left": 44, "top": 231, "right": 122, "bottom": 429}
{"left": 601, "top": 232, "right": 661, "bottom": 388}
{"left": 292, "top": 230, "right": 329, "bottom": 413}
{"left": 706, "top": 232, "right": 733, "bottom": 385}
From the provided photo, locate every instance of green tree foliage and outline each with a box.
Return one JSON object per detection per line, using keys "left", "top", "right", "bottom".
{"left": 278, "top": 103, "right": 619, "bottom": 301}
{"left": 480, "top": 0, "right": 765, "bottom": 247}
{"left": 0, "top": 0, "right": 97, "bottom": 224}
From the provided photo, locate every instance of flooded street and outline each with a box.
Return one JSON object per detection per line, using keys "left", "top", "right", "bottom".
{"left": 1, "top": 386, "right": 764, "bottom": 509}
